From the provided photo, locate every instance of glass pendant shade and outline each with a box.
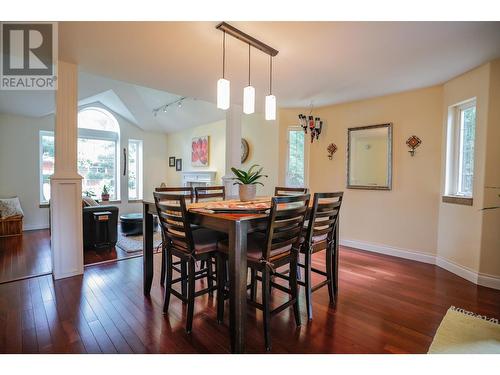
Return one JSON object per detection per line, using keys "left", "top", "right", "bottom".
{"left": 217, "top": 78, "right": 230, "bottom": 110}
{"left": 243, "top": 85, "right": 255, "bottom": 114}
{"left": 265, "top": 94, "right": 276, "bottom": 120}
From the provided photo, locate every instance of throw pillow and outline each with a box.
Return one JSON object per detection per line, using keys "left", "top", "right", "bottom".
{"left": 0, "top": 197, "right": 24, "bottom": 218}
{"left": 82, "top": 196, "right": 100, "bottom": 207}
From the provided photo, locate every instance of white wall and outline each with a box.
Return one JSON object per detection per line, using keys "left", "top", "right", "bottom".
{"left": 0, "top": 113, "right": 54, "bottom": 230}
{"left": 0, "top": 106, "right": 169, "bottom": 229}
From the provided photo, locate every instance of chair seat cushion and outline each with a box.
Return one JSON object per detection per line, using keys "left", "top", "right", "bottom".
{"left": 172, "top": 228, "right": 221, "bottom": 254}
{"left": 219, "top": 233, "right": 291, "bottom": 262}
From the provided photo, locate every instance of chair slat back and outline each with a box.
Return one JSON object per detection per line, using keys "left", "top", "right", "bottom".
{"left": 153, "top": 192, "right": 194, "bottom": 254}
{"left": 274, "top": 186, "right": 309, "bottom": 196}
{"left": 263, "top": 194, "right": 310, "bottom": 261}
{"left": 155, "top": 186, "right": 194, "bottom": 203}
{"left": 304, "top": 192, "right": 343, "bottom": 248}
{"left": 194, "top": 186, "right": 225, "bottom": 202}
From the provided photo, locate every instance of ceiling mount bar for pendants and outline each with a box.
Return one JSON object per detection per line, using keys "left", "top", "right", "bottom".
{"left": 216, "top": 22, "right": 279, "bottom": 57}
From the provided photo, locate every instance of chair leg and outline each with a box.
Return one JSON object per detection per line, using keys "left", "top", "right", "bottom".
{"left": 290, "top": 256, "right": 301, "bottom": 327}
{"left": 216, "top": 254, "right": 225, "bottom": 324}
{"left": 181, "top": 260, "right": 188, "bottom": 302}
{"left": 163, "top": 252, "right": 173, "bottom": 313}
{"left": 186, "top": 259, "right": 196, "bottom": 334}
{"left": 262, "top": 268, "right": 272, "bottom": 351}
{"left": 160, "top": 237, "right": 166, "bottom": 286}
{"left": 250, "top": 269, "right": 257, "bottom": 302}
{"left": 326, "top": 245, "right": 335, "bottom": 305}
{"left": 207, "top": 257, "right": 214, "bottom": 296}
{"left": 304, "top": 250, "right": 313, "bottom": 320}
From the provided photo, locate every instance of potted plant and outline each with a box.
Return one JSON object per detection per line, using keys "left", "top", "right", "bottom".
{"left": 101, "top": 185, "right": 110, "bottom": 202}
{"left": 231, "top": 164, "right": 268, "bottom": 202}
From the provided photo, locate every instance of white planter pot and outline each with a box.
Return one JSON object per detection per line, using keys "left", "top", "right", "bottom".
{"left": 238, "top": 184, "right": 257, "bottom": 202}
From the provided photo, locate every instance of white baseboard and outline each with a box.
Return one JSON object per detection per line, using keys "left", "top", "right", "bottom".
{"left": 23, "top": 223, "right": 50, "bottom": 231}
{"left": 435, "top": 256, "right": 478, "bottom": 284}
{"left": 340, "top": 239, "right": 436, "bottom": 265}
{"left": 341, "top": 238, "right": 500, "bottom": 290}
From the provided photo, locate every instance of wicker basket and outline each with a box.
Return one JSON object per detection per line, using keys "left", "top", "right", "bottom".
{"left": 0, "top": 215, "right": 23, "bottom": 237}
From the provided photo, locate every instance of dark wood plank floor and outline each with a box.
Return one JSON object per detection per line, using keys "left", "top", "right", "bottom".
{"left": 0, "top": 246, "right": 499, "bottom": 354}
{"left": 0, "top": 230, "right": 52, "bottom": 284}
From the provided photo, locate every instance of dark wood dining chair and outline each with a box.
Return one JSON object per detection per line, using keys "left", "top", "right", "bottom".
{"left": 274, "top": 186, "right": 309, "bottom": 196}
{"left": 216, "top": 194, "right": 310, "bottom": 351}
{"left": 275, "top": 192, "right": 343, "bottom": 320}
{"left": 194, "top": 186, "right": 225, "bottom": 202}
{"left": 153, "top": 192, "right": 219, "bottom": 334}
{"left": 155, "top": 186, "right": 195, "bottom": 288}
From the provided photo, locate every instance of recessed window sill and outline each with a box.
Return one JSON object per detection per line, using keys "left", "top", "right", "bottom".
{"left": 442, "top": 195, "right": 473, "bottom": 206}
{"left": 128, "top": 199, "right": 143, "bottom": 203}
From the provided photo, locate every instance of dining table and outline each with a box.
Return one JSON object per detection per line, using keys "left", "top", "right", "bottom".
{"left": 142, "top": 196, "right": 339, "bottom": 354}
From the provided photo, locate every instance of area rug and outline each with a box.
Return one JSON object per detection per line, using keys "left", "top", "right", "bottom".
{"left": 428, "top": 306, "right": 500, "bottom": 354}
{"left": 116, "top": 228, "right": 162, "bottom": 253}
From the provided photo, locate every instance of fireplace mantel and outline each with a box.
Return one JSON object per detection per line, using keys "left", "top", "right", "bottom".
{"left": 181, "top": 171, "right": 217, "bottom": 187}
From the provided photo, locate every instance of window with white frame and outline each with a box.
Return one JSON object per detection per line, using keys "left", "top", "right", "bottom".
{"left": 445, "top": 99, "right": 477, "bottom": 197}
{"left": 39, "top": 131, "right": 55, "bottom": 204}
{"left": 285, "top": 127, "right": 306, "bottom": 187}
{"left": 128, "top": 139, "right": 143, "bottom": 200}
{"left": 39, "top": 107, "right": 121, "bottom": 203}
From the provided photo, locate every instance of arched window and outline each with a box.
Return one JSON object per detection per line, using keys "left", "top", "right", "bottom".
{"left": 77, "top": 107, "right": 120, "bottom": 200}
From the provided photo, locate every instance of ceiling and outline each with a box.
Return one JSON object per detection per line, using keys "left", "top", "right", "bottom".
{"left": 58, "top": 21, "right": 500, "bottom": 109}
{"left": 1, "top": 22, "right": 499, "bottom": 132}
{"left": 0, "top": 71, "right": 224, "bottom": 133}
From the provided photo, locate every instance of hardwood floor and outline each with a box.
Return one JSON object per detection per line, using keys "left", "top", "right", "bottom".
{"left": 0, "top": 246, "right": 498, "bottom": 354}
{"left": 0, "top": 230, "right": 52, "bottom": 284}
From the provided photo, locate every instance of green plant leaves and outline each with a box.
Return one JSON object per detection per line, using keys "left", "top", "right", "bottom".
{"left": 231, "top": 164, "right": 268, "bottom": 185}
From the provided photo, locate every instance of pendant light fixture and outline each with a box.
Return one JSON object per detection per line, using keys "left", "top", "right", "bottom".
{"left": 265, "top": 55, "right": 276, "bottom": 120}
{"left": 215, "top": 22, "right": 279, "bottom": 119}
{"left": 243, "top": 43, "right": 255, "bottom": 114}
{"left": 217, "top": 31, "right": 230, "bottom": 110}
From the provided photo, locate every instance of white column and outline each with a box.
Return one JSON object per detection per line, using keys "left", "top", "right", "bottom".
{"left": 50, "top": 61, "right": 84, "bottom": 280}
{"left": 222, "top": 104, "right": 242, "bottom": 196}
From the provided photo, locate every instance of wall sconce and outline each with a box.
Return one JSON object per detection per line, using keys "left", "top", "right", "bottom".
{"left": 298, "top": 105, "right": 323, "bottom": 143}
{"left": 327, "top": 143, "right": 337, "bottom": 160}
{"left": 406, "top": 135, "right": 422, "bottom": 156}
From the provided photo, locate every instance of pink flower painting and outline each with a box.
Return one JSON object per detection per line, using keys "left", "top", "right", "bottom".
{"left": 191, "top": 136, "right": 209, "bottom": 166}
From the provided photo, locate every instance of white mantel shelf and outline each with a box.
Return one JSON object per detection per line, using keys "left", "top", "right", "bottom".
{"left": 181, "top": 171, "right": 217, "bottom": 187}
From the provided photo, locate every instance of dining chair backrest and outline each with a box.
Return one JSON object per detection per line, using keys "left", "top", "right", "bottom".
{"left": 263, "top": 194, "right": 310, "bottom": 261}
{"left": 155, "top": 186, "right": 194, "bottom": 203}
{"left": 274, "top": 186, "right": 309, "bottom": 196}
{"left": 153, "top": 192, "right": 194, "bottom": 254}
{"left": 194, "top": 186, "right": 225, "bottom": 202}
{"left": 304, "top": 192, "right": 343, "bottom": 249}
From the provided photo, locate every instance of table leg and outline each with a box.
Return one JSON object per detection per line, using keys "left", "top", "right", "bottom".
{"left": 228, "top": 220, "right": 248, "bottom": 353}
{"left": 143, "top": 203, "right": 154, "bottom": 295}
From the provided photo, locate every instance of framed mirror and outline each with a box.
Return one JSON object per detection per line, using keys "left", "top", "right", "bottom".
{"left": 347, "top": 123, "right": 393, "bottom": 190}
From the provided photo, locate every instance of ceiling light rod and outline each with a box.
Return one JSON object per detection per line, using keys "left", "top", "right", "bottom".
{"left": 152, "top": 96, "right": 187, "bottom": 115}
{"left": 216, "top": 22, "right": 279, "bottom": 57}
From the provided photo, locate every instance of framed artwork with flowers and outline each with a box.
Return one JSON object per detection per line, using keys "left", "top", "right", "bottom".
{"left": 192, "top": 136, "right": 209, "bottom": 167}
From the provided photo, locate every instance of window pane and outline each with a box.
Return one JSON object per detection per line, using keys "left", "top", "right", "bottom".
{"left": 458, "top": 106, "right": 476, "bottom": 196}
{"left": 128, "top": 141, "right": 138, "bottom": 200}
{"left": 287, "top": 130, "right": 305, "bottom": 187}
{"left": 41, "top": 134, "right": 54, "bottom": 202}
{"left": 78, "top": 138, "right": 116, "bottom": 200}
{"left": 78, "top": 108, "right": 119, "bottom": 133}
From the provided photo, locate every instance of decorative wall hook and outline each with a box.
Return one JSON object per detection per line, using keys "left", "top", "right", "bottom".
{"left": 327, "top": 143, "right": 337, "bottom": 160}
{"left": 406, "top": 135, "right": 422, "bottom": 156}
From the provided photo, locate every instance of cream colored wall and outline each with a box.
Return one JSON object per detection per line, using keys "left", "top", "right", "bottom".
{"left": 165, "top": 120, "right": 226, "bottom": 186}
{"left": 241, "top": 114, "right": 279, "bottom": 196}
{"left": 437, "top": 64, "right": 491, "bottom": 273}
{"left": 279, "top": 85, "right": 443, "bottom": 255}
{"left": 479, "top": 59, "right": 500, "bottom": 277}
